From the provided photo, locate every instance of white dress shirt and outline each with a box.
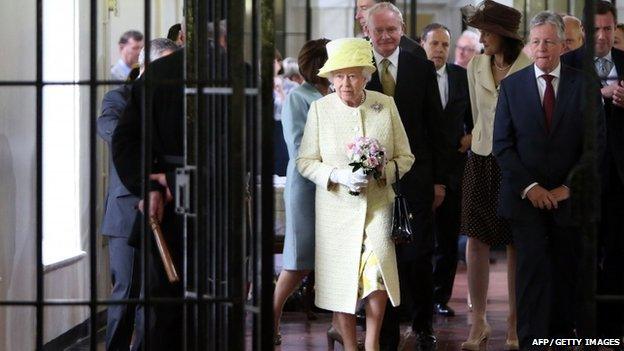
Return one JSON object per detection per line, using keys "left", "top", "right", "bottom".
{"left": 373, "top": 46, "right": 400, "bottom": 82}
{"left": 521, "top": 62, "right": 564, "bottom": 199}
{"left": 436, "top": 64, "right": 449, "bottom": 109}
{"left": 110, "top": 58, "right": 132, "bottom": 81}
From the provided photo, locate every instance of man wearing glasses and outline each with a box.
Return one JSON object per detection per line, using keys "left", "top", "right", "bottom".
{"left": 453, "top": 30, "right": 482, "bottom": 69}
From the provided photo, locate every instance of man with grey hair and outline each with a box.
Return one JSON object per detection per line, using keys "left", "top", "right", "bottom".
{"left": 365, "top": 3, "right": 452, "bottom": 350}
{"left": 494, "top": 11, "right": 605, "bottom": 347}
{"left": 355, "top": 0, "right": 426, "bottom": 59}
{"left": 453, "top": 30, "right": 482, "bottom": 68}
{"left": 99, "top": 37, "right": 177, "bottom": 351}
{"left": 208, "top": 19, "right": 227, "bottom": 51}
{"left": 562, "top": 15, "right": 584, "bottom": 53}
{"left": 138, "top": 38, "right": 179, "bottom": 75}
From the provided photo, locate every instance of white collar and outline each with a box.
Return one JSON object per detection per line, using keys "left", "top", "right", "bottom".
{"left": 373, "top": 46, "right": 400, "bottom": 67}
{"left": 534, "top": 62, "right": 561, "bottom": 80}
{"left": 436, "top": 64, "right": 447, "bottom": 76}
{"left": 595, "top": 51, "right": 613, "bottom": 62}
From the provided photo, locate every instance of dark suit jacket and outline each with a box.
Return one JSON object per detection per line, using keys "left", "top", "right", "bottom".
{"left": 367, "top": 48, "right": 452, "bottom": 262}
{"left": 367, "top": 49, "right": 450, "bottom": 204}
{"left": 112, "top": 49, "right": 184, "bottom": 198}
{"left": 561, "top": 47, "right": 624, "bottom": 185}
{"left": 97, "top": 85, "right": 139, "bottom": 237}
{"left": 112, "top": 49, "right": 184, "bottom": 250}
{"left": 399, "top": 35, "right": 426, "bottom": 59}
{"left": 442, "top": 63, "right": 473, "bottom": 191}
{"left": 493, "top": 64, "right": 606, "bottom": 226}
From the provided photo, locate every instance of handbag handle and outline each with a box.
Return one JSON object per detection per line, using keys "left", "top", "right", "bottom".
{"left": 392, "top": 160, "right": 402, "bottom": 196}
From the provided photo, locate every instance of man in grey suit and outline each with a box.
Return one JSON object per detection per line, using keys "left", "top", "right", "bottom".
{"left": 98, "top": 38, "right": 177, "bottom": 350}
{"left": 98, "top": 71, "right": 141, "bottom": 350}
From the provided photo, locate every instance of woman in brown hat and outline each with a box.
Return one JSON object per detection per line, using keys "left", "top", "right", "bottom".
{"left": 460, "top": 1, "right": 531, "bottom": 350}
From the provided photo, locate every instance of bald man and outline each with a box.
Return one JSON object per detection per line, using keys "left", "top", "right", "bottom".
{"left": 562, "top": 15, "right": 584, "bottom": 53}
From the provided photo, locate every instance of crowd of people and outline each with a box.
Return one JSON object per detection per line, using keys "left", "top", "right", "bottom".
{"left": 95, "top": 0, "right": 624, "bottom": 350}
{"left": 274, "top": 1, "right": 624, "bottom": 350}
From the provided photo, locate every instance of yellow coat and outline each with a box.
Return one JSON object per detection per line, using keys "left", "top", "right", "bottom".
{"left": 297, "top": 90, "right": 415, "bottom": 313}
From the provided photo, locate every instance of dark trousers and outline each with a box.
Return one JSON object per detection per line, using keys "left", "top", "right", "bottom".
{"left": 513, "top": 213, "right": 581, "bottom": 349}
{"left": 380, "top": 201, "right": 434, "bottom": 350}
{"left": 131, "top": 211, "right": 184, "bottom": 351}
{"left": 106, "top": 237, "right": 141, "bottom": 351}
{"left": 597, "top": 156, "right": 624, "bottom": 338}
{"left": 432, "top": 186, "right": 461, "bottom": 305}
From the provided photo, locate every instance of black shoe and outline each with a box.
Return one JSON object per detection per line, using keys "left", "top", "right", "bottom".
{"left": 433, "top": 303, "right": 455, "bottom": 317}
{"left": 414, "top": 331, "right": 437, "bottom": 351}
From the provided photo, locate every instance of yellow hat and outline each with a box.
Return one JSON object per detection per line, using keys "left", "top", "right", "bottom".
{"left": 317, "top": 38, "right": 376, "bottom": 78}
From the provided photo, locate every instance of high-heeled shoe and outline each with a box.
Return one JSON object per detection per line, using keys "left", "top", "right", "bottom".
{"left": 326, "top": 325, "right": 342, "bottom": 349}
{"left": 461, "top": 323, "right": 491, "bottom": 350}
{"left": 326, "top": 326, "right": 364, "bottom": 350}
{"left": 274, "top": 333, "right": 282, "bottom": 346}
{"left": 505, "top": 338, "right": 519, "bottom": 350}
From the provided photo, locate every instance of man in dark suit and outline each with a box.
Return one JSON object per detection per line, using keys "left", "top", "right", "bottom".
{"left": 355, "top": 0, "right": 426, "bottom": 59}
{"left": 494, "top": 12, "right": 605, "bottom": 348}
{"left": 98, "top": 69, "right": 142, "bottom": 351}
{"left": 560, "top": 0, "right": 624, "bottom": 337}
{"left": 421, "top": 23, "right": 473, "bottom": 319}
{"left": 100, "top": 40, "right": 177, "bottom": 351}
{"left": 112, "top": 48, "right": 184, "bottom": 351}
{"left": 364, "top": 3, "right": 451, "bottom": 350}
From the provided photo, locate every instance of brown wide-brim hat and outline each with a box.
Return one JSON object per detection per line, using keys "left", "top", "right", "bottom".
{"left": 462, "top": 0, "right": 522, "bottom": 41}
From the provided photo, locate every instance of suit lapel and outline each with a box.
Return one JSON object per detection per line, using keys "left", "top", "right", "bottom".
{"left": 550, "top": 65, "right": 576, "bottom": 135}
{"left": 446, "top": 65, "right": 456, "bottom": 110}
{"left": 394, "top": 51, "right": 408, "bottom": 98}
{"left": 612, "top": 48, "right": 624, "bottom": 79}
{"left": 476, "top": 55, "right": 497, "bottom": 93}
{"left": 368, "top": 56, "right": 383, "bottom": 93}
{"left": 523, "top": 65, "right": 548, "bottom": 133}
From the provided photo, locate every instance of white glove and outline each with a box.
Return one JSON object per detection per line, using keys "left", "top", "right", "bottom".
{"left": 330, "top": 168, "right": 369, "bottom": 192}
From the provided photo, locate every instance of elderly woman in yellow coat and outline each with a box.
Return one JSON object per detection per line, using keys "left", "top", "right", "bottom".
{"left": 297, "top": 38, "right": 414, "bottom": 351}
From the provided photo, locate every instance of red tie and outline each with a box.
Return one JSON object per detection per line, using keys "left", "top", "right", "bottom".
{"left": 541, "top": 74, "right": 555, "bottom": 132}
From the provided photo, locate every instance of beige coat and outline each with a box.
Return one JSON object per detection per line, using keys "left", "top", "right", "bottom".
{"left": 296, "top": 90, "right": 414, "bottom": 313}
{"left": 468, "top": 52, "right": 532, "bottom": 156}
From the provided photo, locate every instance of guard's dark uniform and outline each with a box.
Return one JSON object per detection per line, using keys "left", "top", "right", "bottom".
{"left": 112, "top": 49, "right": 184, "bottom": 351}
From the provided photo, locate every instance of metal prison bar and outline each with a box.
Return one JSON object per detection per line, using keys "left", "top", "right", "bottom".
{"left": 0, "top": 0, "right": 273, "bottom": 350}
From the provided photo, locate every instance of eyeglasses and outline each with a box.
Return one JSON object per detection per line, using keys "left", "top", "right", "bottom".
{"left": 529, "top": 39, "right": 562, "bottom": 47}
{"left": 456, "top": 45, "right": 475, "bottom": 53}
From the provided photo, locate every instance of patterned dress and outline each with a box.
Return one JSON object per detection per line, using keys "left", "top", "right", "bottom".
{"left": 357, "top": 235, "right": 386, "bottom": 299}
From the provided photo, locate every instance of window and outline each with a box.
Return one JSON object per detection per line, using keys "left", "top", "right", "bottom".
{"left": 42, "top": 0, "right": 84, "bottom": 266}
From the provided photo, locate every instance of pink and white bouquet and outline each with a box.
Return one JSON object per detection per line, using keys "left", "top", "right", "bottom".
{"left": 346, "top": 136, "right": 387, "bottom": 195}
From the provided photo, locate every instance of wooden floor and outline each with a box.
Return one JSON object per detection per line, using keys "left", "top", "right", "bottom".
{"left": 70, "top": 254, "right": 511, "bottom": 350}
{"left": 276, "top": 253, "right": 511, "bottom": 351}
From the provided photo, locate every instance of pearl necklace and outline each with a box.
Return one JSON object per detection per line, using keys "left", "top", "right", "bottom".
{"left": 358, "top": 91, "right": 366, "bottom": 106}
{"left": 493, "top": 60, "right": 511, "bottom": 71}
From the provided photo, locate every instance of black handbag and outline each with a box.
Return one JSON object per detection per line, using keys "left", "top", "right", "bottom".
{"left": 391, "top": 160, "right": 415, "bottom": 244}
